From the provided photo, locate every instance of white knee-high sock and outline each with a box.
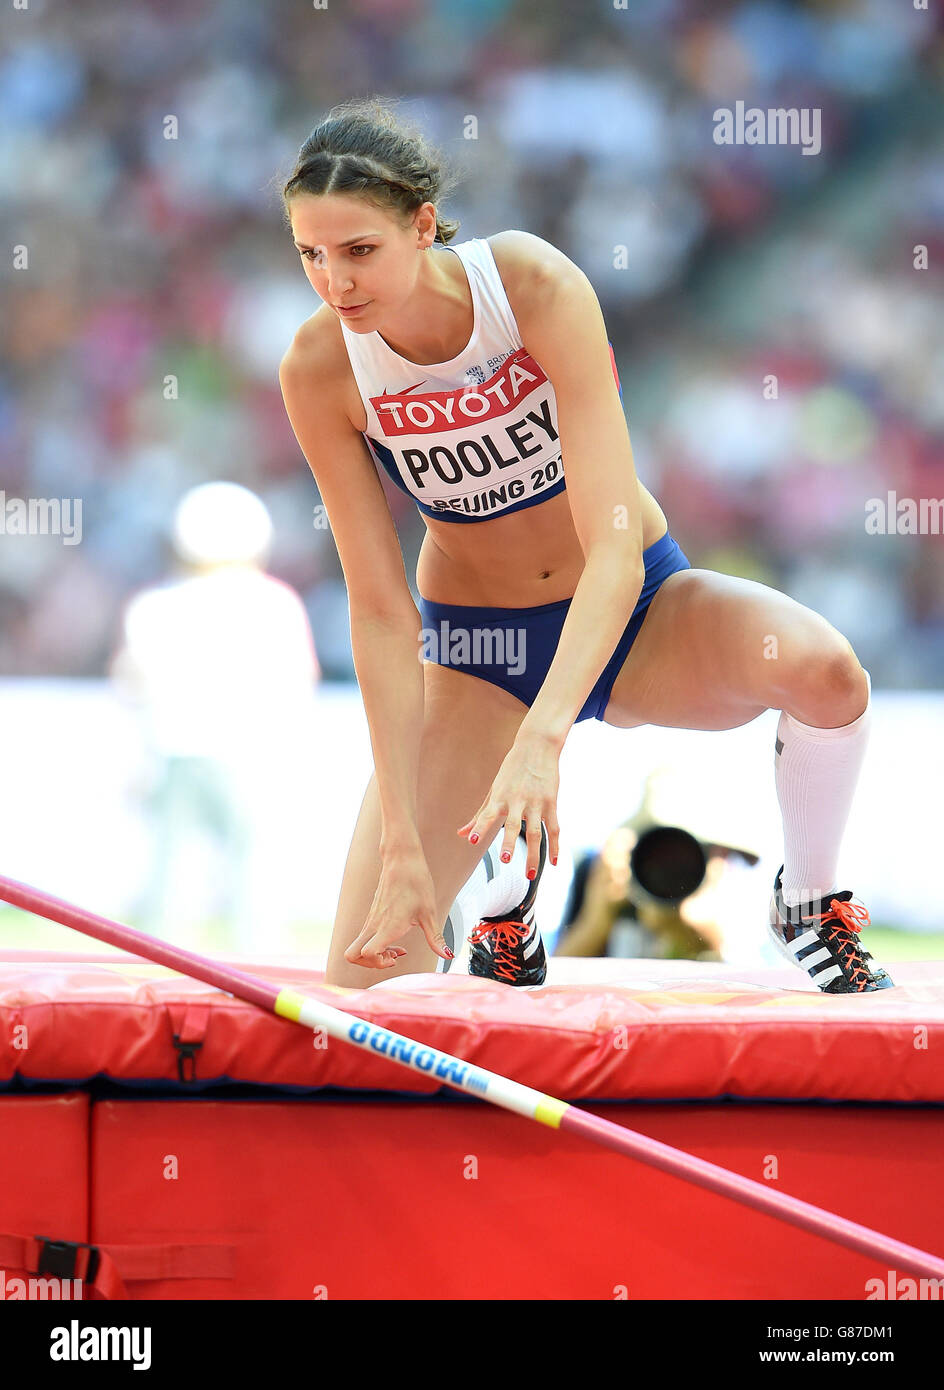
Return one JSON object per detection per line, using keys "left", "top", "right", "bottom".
{"left": 774, "top": 669, "right": 872, "bottom": 910}
{"left": 437, "top": 831, "right": 531, "bottom": 971}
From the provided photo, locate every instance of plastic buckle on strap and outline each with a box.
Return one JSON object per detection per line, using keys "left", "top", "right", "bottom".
{"left": 172, "top": 1035, "right": 202, "bottom": 1083}
{"left": 35, "top": 1236, "right": 101, "bottom": 1283}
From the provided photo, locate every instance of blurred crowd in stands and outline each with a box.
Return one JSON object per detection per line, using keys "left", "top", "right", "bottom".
{"left": 2, "top": 0, "right": 942, "bottom": 686}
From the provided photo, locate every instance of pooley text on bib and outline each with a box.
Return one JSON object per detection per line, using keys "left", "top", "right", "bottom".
{"left": 367, "top": 348, "right": 564, "bottom": 519}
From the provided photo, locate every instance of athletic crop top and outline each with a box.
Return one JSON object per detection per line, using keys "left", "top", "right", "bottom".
{"left": 338, "top": 235, "right": 622, "bottom": 523}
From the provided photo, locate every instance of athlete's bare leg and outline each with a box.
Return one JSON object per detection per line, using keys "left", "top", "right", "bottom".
{"left": 325, "top": 661, "right": 530, "bottom": 988}
{"left": 602, "top": 568, "right": 867, "bottom": 731}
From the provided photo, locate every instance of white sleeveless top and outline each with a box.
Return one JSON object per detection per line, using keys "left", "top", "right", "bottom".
{"left": 339, "top": 235, "right": 621, "bottom": 524}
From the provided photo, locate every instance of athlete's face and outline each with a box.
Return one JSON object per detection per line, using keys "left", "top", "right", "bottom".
{"left": 289, "top": 193, "right": 436, "bottom": 328}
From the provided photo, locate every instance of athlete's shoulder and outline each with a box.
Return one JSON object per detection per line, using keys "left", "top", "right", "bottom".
{"left": 485, "top": 230, "right": 584, "bottom": 291}
{"left": 279, "top": 304, "right": 363, "bottom": 432}
{"left": 485, "top": 230, "right": 586, "bottom": 328}
{"left": 279, "top": 302, "right": 345, "bottom": 385}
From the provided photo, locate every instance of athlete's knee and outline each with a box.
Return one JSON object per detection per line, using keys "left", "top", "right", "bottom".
{"left": 779, "top": 635, "right": 868, "bottom": 725}
{"left": 802, "top": 634, "right": 864, "bottom": 698}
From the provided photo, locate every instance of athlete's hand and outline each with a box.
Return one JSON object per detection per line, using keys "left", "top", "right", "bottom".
{"left": 457, "top": 730, "right": 561, "bottom": 878}
{"left": 344, "top": 847, "right": 453, "bottom": 970}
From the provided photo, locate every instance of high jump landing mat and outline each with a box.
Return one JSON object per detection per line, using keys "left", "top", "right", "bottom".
{"left": 0, "top": 951, "right": 941, "bottom": 1300}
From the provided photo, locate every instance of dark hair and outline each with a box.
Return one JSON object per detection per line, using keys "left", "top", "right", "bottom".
{"left": 280, "top": 96, "right": 461, "bottom": 245}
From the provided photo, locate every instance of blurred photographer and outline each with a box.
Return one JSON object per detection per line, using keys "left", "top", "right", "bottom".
{"left": 555, "top": 771, "right": 759, "bottom": 962}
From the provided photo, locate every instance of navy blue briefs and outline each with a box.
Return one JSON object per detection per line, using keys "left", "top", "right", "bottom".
{"left": 416, "top": 529, "right": 691, "bottom": 722}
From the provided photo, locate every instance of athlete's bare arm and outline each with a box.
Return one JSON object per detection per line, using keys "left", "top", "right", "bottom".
{"left": 492, "top": 230, "right": 646, "bottom": 565}
{"left": 278, "top": 314, "right": 427, "bottom": 851}
{"left": 471, "top": 232, "right": 648, "bottom": 749}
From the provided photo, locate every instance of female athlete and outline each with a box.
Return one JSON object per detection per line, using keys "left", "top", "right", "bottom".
{"left": 278, "top": 98, "right": 891, "bottom": 996}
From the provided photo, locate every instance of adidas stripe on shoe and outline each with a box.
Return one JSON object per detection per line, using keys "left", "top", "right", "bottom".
{"left": 768, "top": 864, "right": 893, "bottom": 993}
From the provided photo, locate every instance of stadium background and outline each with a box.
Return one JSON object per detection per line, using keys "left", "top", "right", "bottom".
{"left": 1, "top": 0, "right": 941, "bottom": 958}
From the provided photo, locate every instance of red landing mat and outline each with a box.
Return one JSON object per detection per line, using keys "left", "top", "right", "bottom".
{"left": 1, "top": 953, "right": 942, "bottom": 1101}
{"left": 1, "top": 953, "right": 942, "bottom": 1298}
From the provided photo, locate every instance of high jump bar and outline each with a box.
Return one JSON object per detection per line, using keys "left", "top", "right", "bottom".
{"left": 1, "top": 869, "right": 942, "bottom": 1284}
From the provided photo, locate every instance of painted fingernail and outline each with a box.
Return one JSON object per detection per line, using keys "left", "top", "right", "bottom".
{"left": 501, "top": 850, "right": 511, "bottom": 863}
{"left": 551, "top": 855, "right": 558, "bottom": 866}
{"left": 526, "top": 868, "right": 536, "bottom": 880}
{"left": 469, "top": 833, "right": 479, "bottom": 844}
{"left": 443, "top": 947, "right": 454, "bottom": 959}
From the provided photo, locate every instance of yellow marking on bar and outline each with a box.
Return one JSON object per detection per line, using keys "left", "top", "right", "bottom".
{"left": 275, "top": 988, "right": 306, "bottom": 1022}
{"left": 534, "top": 1097, "right": 569, "bottom": 1128}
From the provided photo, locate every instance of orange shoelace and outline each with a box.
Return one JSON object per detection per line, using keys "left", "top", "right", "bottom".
{"left": 809, "top": 897, "right": 873, "bottom": 991}
{"left": 469, "top": 920, "right": 528, "bottom": 984}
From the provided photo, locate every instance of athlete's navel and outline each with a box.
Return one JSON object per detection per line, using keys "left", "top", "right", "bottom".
{"left": 539, "top": 570, "right": 551, "bottom": 580}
